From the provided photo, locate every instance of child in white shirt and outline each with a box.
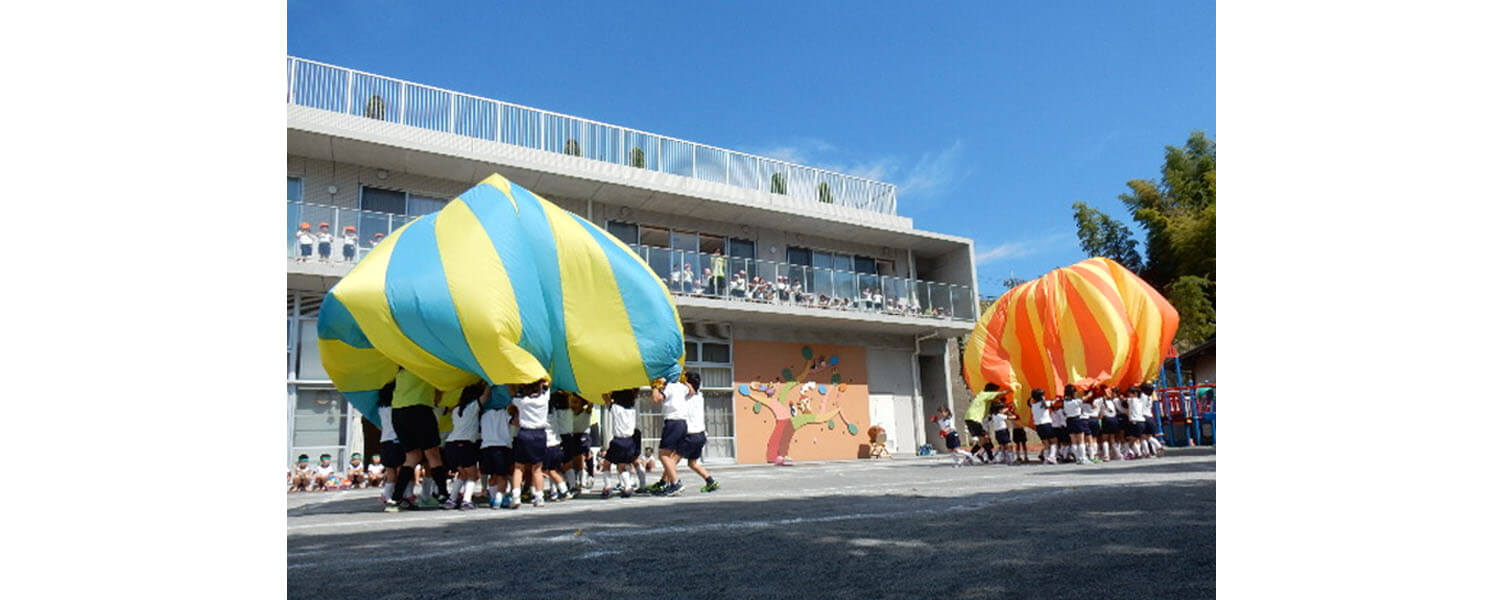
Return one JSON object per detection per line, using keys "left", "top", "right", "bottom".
{"left": 479, "top": 388, "right": 516, "bottom": 509}
{"left": 341, "top": 225, "right": 359, "bottom": 262}
{"left": 600, "top": 389, "right": 641, "bottom": 498}
{"left": 295, "top": 223, "right": 315, "bottom": 262}
{"left": 315, "top": 223, "right": 334, "bottom": 262}
{"left": 441, "top": 383, "right": 486, "bottom": 510}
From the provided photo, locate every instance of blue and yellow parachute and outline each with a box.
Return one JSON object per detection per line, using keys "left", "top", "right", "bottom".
{"left": 316, "top": 174, "right": 684, "bottom": 425}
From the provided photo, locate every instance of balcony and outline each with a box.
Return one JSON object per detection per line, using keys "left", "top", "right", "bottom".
{"left": 288, "top": 56, "right": 899, "bottom": 216}
{"left": 286, "top": 201, "right": 974, "bottom": 324}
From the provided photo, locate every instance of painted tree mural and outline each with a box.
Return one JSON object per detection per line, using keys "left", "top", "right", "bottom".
{"left": 737, "top": 345, "right": 861, "bottom": 462}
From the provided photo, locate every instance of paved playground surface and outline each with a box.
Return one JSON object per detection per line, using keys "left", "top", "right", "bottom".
{"left": 288, "top": 448, "right": 1215, "bottom": 599}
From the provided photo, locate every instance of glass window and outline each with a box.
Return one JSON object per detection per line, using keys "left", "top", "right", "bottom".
{"left": 700, "top": 342, "right": 731, "bottom": 364}
{"left": 728, "top": 238, "right": 755, "bottom": 259}
{"left": 360, "top": 186, "right": 406, "bottom": 215}
{"left": 833, "top": 254, "right": 853, "bottom": 272}
{"left": 639, "top": 226, "right": 669, "bottom": 248}
{"left": 698, "top": 367, "right": 733, "bottom": 389}
{"left": 698, "top": 235, "right": 725, "bottom": 255}
{"left": 296, "top": 319, "right": 327, "bottom": 380}
{"left": 407, "top": 194, "right": 447, "bottom": 216}
{"left": 786, "top": 247, "right": 811, "bottom": 266}
{"left": 683, "top": 341, "right": 699, "bottom": 363}
{"left": 607, "top": 221, "right": 638, "bottom": 244}
{"left": 288, "top": 177, "right": 303, "bottom": 203}
{"left": 855, "top": 257, "right": 877, "bottom": 274}
{"left": 293, "top": 388, "right": 347, "bottom": 448}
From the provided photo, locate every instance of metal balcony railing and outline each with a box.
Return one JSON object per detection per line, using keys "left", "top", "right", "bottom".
{"left": 631, "top": 245, "right": 975, "bottom": 321}
{"left": 288, "top": 56, "right": 899, "bottom": 215}
{"left": 286, "top": 202, "right": 974, "bottom": 321}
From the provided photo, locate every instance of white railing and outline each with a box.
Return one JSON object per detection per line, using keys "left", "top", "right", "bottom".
{"left": 287, "top": 56, "right": 899, "bottom": 215}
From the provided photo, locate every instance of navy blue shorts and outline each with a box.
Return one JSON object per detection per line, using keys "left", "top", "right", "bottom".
{"left": 300, "top": 244, "right": 312, "bottom": 257}
{"left": 380, "top": 440, "right": 405, "bottom": 468}
{"left": 1102, "top": 417, "right": 1121, "bottom": 434}
{"left": 342, "top": 245, "right": 355, "bottom": 259}
{"left": 1066, "top": 416, "right": 1086, "bottom": 435}
{"left": 681, "top": 432, "right": 707, "bottom": 460}
{"left": 513, "top": 428, "right": 547, "bottom": 465}
{"left": 1034, "top": 423, "right": 1054, "bottom": 440}
{"left": 1126, "top": 421, "right": 1144, "bottom": 437}
{"left": 443, "top": 440, "right": 479, "bottom": 469}
{"left": 317, "top": 241, "right": 331, "bottom": 257}
{"left": 965, "top": 420, "right": 986, "bottom": 438}
{"left": 944, "top": 431, "right": 961, "bottom": 450}
{"left": 562, "top": 433, "right": 586, "bottom": 459}
{"left": 994, "top": 429, "right": 1012, "bottom": 445}
{"left": 1144, "top": 419, "right": 1160, "bottom": 435}
{"left": 543, "top": 446, "right": 565, "bottom": 471}
{"left": 392, "top": 406, "right": 440, "bottom": 450}
{"left": 480, "top": 445, "right": 512, "bottom": 476}
{"left": 1087, "top": 419, "right": 1102, "bottom": 437}
{"left": 1012, "top": 428, "right": 1028, "bottom": 443}
{"left": 604, "top": 435, "right": 638, "bottom": 464}
{"left": 660, "top": 419, "right": 688, "bottom": 453}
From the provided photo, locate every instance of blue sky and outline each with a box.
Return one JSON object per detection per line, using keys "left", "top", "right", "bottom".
{"left": 289, "top": 1, "right": 1214, "bottom": 297}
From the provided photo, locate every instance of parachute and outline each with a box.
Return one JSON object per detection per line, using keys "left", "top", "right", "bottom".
{"left": 962, "top": 257, "right": 1178, "bottom": 426}
{"left": 316, "top": 174, "right": 685, "bottom": 426}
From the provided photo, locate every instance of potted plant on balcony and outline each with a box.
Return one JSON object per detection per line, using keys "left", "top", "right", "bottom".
{"left": 770, "top": 173, "right": 787, "bottom": 195}
{"left": 564, "top": 138, "right": 582, "bottom": 157}
{"left": 817, "top": 182, "right": 834, "bottom": 203}
{"left": 630, "top": 146, "right": 646, "bottom": 168}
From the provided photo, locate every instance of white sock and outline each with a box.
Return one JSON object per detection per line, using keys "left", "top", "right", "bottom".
{"left": 421, "top": 478, "right": 434, "bottom": 499}
{"left": 633, "top": 464, "right": 646, "bottom": 487}
{"left": 564, "top": 469, "right": 576, "bottom": 489}
{"left": 382, "top": 482, "right": 395, "bottom": 502}
{"left": 600, "top": 470, "right": 613, "bottom": 489}
{"left": 461, "top": 480, "right": 475, "bottom": 503}
{"left": 487, "top": 484, "right": 498, "bottom": 500}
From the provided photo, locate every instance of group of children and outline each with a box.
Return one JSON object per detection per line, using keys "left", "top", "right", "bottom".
{"left": 933, "top": 382, "right": 1169, "bottom": 467}
{"left": 352, "top": 368, "right": 720, "bottom": 513}
{"left": 293, "top": 221, "right": 384, "bottom": 263}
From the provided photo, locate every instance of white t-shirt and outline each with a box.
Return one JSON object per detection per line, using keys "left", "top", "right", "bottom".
{"left": 480, "top": 407, "right": 513, "bottom": 448}
{"left": 936, "top": 415, "right": 954, "bottom": 435}
{"left": 1081, "top": 398, "right": 1100, "bottom": 418}
{"left": 446, "top": 402, "right": 480, "bottom": 443}
{"left": 1127, "top": 395, "right": 1146, "bottom": 422}
{"left": 1062, "top": 397, "right": 1083, "bottom": 418}
{"left": 297, "top": 231, "right": 315, "bottom": 245}
{"left": 661, "top": 382, "right": 691, "bottom": 421}
{"left": 514, "top": 387, "right": 549, "bottom": 430}
{"left": 985, "top": 413, "right": 1007, "bottom": 437}
{"left": 1030, "top": 401, "right": 1050, "bottom": 427}
{"left": 379, "top": 406, "right": 397, "bottom": 442}
{"left": 686, "top": 390, "right": 707, "bottom": 434}
{"left": 570, "top": 408, "right": 592, "bottom": 434}
{"left": 610, "top": 403, "right": 636, "bottom": 438}
{"left": 314, "top": 463, "right": 335, "bottom": 477}
{"left": 1100, "top": 397, "right": 1119, "bottom": 418}
{"left": 1142, "top": 395, "right": 1155, "bottom": 417}
{"left": 1049, "top": 407, "right": 1066, "bottom": 428}
{"left": 317, "top": 231, "right": 333, "bottom": 244}
{"left": 366, "top": 462, "right": 385, "bottom": 477}
{"left": 545, "top": 408, "right": 565, "bottom": 447}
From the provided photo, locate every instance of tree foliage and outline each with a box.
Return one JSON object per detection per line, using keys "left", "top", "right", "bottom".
{"left": 1073, "top": 131, "right": 1215, "bottom": 349}
{"left": 1072, "top": 202, "right": 1144, "bottom": 272}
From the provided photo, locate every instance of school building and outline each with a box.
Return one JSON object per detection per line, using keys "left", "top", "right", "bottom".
{"left": 285, "top": 56, "right": 979, "bottom": 467}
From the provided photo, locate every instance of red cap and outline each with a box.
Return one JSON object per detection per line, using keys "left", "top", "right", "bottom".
{"left": 344, "top": 225, "right": 356, "bottom": 232}
{"left": 318, "top": 222, "right": 329, "bottom": 228}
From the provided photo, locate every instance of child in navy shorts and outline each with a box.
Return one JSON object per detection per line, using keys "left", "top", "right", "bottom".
{"left": 506, "top": 379, "right": 550, "bottom": 509}
{"left": 600, "top": 389, "right": 640, "bottom": 498}
{"left": 479, "top": 387, "right": 515, "bottom": 509}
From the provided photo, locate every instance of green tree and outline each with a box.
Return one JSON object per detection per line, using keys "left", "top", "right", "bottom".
{"left": 630, "top": 146, "right": 646, "bottom": 168}
{"left": 1072, "top": 202, "right": 1144, "bottom": 272}
{"left": 564, "top": 138, "right": 581, "bottom": 157}
{"left": 817, "top": 182, "right": 834, "bottom": 203}
{"left": 770, "top": 173, "right": 787, "bottom": 194}
{"left": 1072, "top": 131, "right": 1216, "bottom": 349}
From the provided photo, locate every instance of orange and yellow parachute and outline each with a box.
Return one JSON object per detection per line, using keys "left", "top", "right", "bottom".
{"left": 962, "top": 257, "right": 1178, "bottom": 424}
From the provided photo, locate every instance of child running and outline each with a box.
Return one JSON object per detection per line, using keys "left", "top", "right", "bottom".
{"left": 387, "top": 368, "right": 448, "bottom": 512}
{"left": 932, "top": 406, "right": 974, "bottom": 467}
{"left": 985, "top": 398, "right": 1013, "bottom": 465}
{"left": 600, "top": 389, "right": 640, "bottom": 498}
{"left": 479, "top": 387, "right": 516, "bottom": 509}
{"left": 679, "top": 372, "right": 721, "bottom": 493}
{"left": 964, "top": 384, "right": 996, "bottom": 461}
{"left": 648, "top": 375, "right": 690, "bottom": 494}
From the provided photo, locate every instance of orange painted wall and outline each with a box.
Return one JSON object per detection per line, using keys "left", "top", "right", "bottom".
{"left": 732, "top": 340, "right": 869, "bottom": 463}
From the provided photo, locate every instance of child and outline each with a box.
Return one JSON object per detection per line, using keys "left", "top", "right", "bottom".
{"left": 387, "top": 368, "right": 448, "bottom": 512}
{"left": 931, "top": 406, "right": 974, "bottom": 467}
{"left": 600, "top": 389, "right": 640, "bottom": 498}
{"left": 680, "top": 372, "right": 721, "bottom": 493}
{"left": 346, "top": 453, "right": 367, "bottom": 488}
{"left": 639, "top": 446, "right": 656, "bottom": 478}
{"left": 365, "top": 454, "right": 385, "bottom": 490}
{"left": 985, "top": 397, "right": 1013, "bottom": 465}
{"left": 341, "top": 225, "right": 359, "bottom": 262}
{"left": 295, "top": 223, "right": 314, "bottom": 262}
{"left": 375, "top": 381, "right": 407, "bottom": 509}
{"left": 1080, "top": 386, "right": 1102, "bottom": 463}
{"left": 965, "top": 384, "right": 997, "bottom": 462}
{"left": 289, "top": 454, "right": 313, "bottom": 492}
{"left": 479, "top": 388, "right": 516, "bottom": 509}
{"left": 313, "top": 454, "right": 336, "bottom": 490}
{"left": 1140, "top": 383, "right": 1165, "bottom": 457}
{"left": 1007, "top": 400, "right": 1029, "bottom": 464}
{"left": 1099, "top": 387, "right": 1123, "bottom": 461}
{"left": 563, "top": 395, "right": 593, "bottom": 494}
{"left": 649, "top": 375, "right": 691, "bottom": 494}
{"left": 315, "top": 222, "right": 334, "bottom": 262}
{"left": 1124, "top": 385, "right": 1147, "bottom": 459}
{"left": 1029, "top": 389, "right": 1056, "bottom": 464}
{"left": 1061, "top": 385, "right": 1088, "bottom": 464}
{"left": 506, "top": 379, "right": 550, "bottom": 509}
{"left": 441, "top": 382, "right": 486, "bottom": 510}
{"left": 543, "top": 390, "right": 574, "bottom": 501}
{"left": 1049, "top": 393, "right": 1070, "bottom": 463}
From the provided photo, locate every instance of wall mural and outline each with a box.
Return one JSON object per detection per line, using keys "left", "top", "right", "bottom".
{"left": 734, "top": 341, "right": 867, "bottom": 463}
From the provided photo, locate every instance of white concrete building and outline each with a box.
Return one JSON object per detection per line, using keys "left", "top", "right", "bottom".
{"left": 286, "top": 57, "right": 978, "bottom": 467}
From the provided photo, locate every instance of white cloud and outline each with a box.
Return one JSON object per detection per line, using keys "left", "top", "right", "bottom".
{"left": 973, "top": 232, "right": 1072, "bottom": 265}
{"left": 897, "top": 140, "right": 966, "bottom": 199}
{"left": 746, "top": 137, "right": 966, "bottom": 203}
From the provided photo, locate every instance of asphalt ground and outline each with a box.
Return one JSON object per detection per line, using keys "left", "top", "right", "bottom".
{"left": 288, "top": 448, "right": 1215, "bottom": 599}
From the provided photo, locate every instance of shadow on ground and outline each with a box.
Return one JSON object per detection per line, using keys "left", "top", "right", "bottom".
{"left": 289, "top": 475, "right": 1214, "bottom": 599}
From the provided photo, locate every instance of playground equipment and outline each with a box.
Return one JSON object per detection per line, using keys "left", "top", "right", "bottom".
{"left": 1153, "top": 355, "right": 1216, "bottom": 447}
